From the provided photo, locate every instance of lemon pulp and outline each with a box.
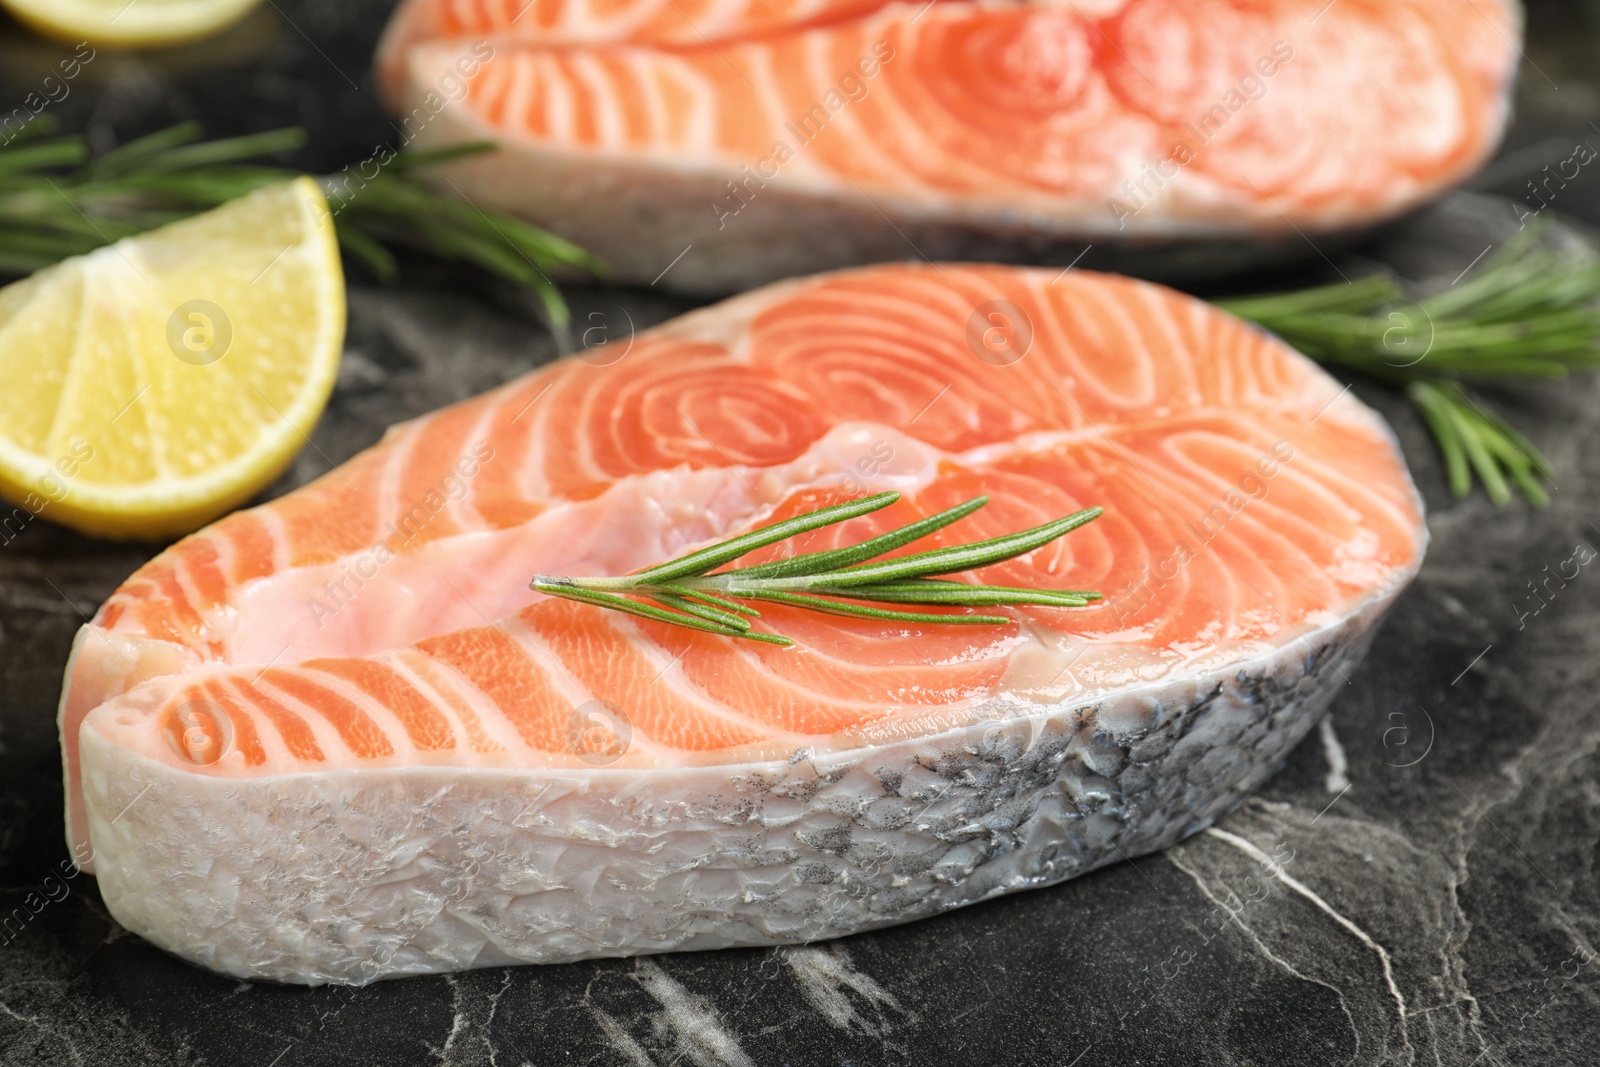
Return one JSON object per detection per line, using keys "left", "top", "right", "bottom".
{"left": 0, "top": 177, "right": 345, "bottom": 540}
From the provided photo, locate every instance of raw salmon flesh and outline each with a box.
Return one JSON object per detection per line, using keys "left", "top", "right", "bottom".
{"left": 375, "top": 0, "right": 1519, "bottom": 292}
{"left": 60, "top": 265, "right": 1425, "bottom": 983}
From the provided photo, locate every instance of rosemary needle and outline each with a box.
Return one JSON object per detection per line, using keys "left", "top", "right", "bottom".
{"left": 1216, "top": 219, "right": 1593, "bottom": 506}
{"left": 0, "top": 119, "right": 604, "bottom": 328}
{"left": 530, "top": 492, "right": 1103, "bottom": 645}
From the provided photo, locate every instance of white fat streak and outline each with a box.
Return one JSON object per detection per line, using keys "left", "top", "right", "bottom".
{"left": 498, "top": 616, "right": 686, "bottom": 764}
{"left": 210, "top": 676, "right": 301, "bottom": 767}
{"left": 376, "top": 419, "right": 424, "bottom": 550}
{"left": 388, "top": 652, "right": 516, "bottom": 756}
{"left": 1021, "top": 278, "right": 1100, "bottom": 430}
{"left": 1132, "top": 283, "right": 1205, "bottom": 403}
{"left": 783, "top": 944, "right": 904, "bottom": 1035}
{"left": 743, "top": 44, "right": 797, "bottom": 170}
{"left": 250, "top": 669, "right": 380, "bottom": 763}
{"left": 291, "top": 666, "right": 427, "bottom": 762}
{"left": 567, "top": 52, "right": 628, "bottom": 150}
{"left": 1132, "top": 438, "right": 1292, "bottom": 631}
{"left": 258, "top": 508, "right": 293, "bottom": 578}
{"left": 495, "top": 617, "right": 596, "bottom": 709}
{"left": 516, "top": 374, "right": 561, "bottom": 502}
{"left": 473, "top": 46, "right": 514, "bottom": 126}
{"left": 201, "top": 526, "right": 237, "bottom": 599}
{"left": 1192, "top": 297, "right": 1238, "bottom": 404}
{"left": 443, "top": 387, "right": 502, "bottom": 532}
{"left": 1048, "top": 280, "right": 1119, "bottom": 404}
{"left": 1318, "top": 717, "right": 1352, "bottom": 795}
{"left": 633, "top": 959, "right": 756, "bottom": 1067}
{"left": 404, "top": 628, "right": 557, "bottom": 759}
{"left": 537, "top": 52, "right": 577, "bottom": 147}
{"left": 694, "top": 0, "right": 757, "bottom": 39}
{"left": 661, "top": 54, "right": 717, "bottom": 155}
{"left": 1265, "top": 439, "right": 1423, "bottom": 551}
{"left": 1204, "top": 827, "right": 1410, "bottom": 1028}
{"left": 567, "top": 366, "right": 613, "bottom": 489}
{"left": 795, "top": 32, "right": 841, "bottom": 175}
{"left": 1189, "top": 466, "right": 1358, "bottom": 618}
{"left": 628, "top": 50, "right": 672, "bottom": 149}
{"left": 1077, "top": 282, "right": 1161, "bottom": 409}
{"left": 576, "top": 0, "right": 669, "bottom": 42}
{"left": 846, "top": 10, "right": 1002, "bottom": 193}
{"left": 502, "top": 50, "right": 537, "bottom": 139}
{"left": 1234, "top": 312, "right": 1358, "bottom": 426}
{"left": 163, "top": 546, "right": 215, "bottom": 631}
{"left": 605, "top": 614, "right": 816, "bottom": 751}
{"left": 793, "top": 28, "right": 900, "bottom": 185}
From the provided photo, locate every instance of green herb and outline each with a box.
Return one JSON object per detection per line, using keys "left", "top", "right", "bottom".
{"left": 0, "top": 119, "right": 603, "bottom": 327}
{"left": 530, "top": 491, "right": 1103, "bottom": 645}
{"left": 1215, "top": 220, "right": 1599, "bottom": 506}
{"left": 1407, "top": 380, "right": 1552, "bottom": 507}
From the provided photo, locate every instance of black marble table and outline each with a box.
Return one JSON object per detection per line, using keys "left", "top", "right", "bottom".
{"left": 2, "top": 2, "right": 1600, "bottom": 1064}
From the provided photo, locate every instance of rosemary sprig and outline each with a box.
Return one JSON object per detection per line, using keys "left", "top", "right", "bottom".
{"left": 0, "top": 119, "right": 603, "bottom": 327}
{"left": 1215, "top": 220, "right": 1599, "bottom": 506}
{"left": 530, "top": 491, "right": 1103, "bottom": 645}
{"left": 1408, "top": 380, "right": 1552, "bottom": 506}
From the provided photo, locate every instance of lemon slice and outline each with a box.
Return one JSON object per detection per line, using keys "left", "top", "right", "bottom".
{"left": 1, "top": 0, "right": 262, "bottom": 48}
{"left": 0, "top": 177, "right": 344, "bottom": 541}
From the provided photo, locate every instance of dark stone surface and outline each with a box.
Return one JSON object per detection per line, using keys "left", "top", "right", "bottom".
{"left": 1, "top": 1, "right": 1599, "bottom": 1064}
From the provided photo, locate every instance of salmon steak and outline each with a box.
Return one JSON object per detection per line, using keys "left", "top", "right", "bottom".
{"left": 375, "top": 0, "right": 1519, "bottom": 292}
{"left": 60, "top": 265, "right": 1425, "bottom": 984}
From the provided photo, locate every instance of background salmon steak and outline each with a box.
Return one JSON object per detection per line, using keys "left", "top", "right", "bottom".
{"left": 60, "top": 265, "right": 1425, "bottom": 984}
{"left": 375, "top": 0, "right": 1520, "bottom": 292}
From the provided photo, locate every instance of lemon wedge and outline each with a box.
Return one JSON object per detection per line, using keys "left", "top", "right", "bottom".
{"left": 0, "top": 177, "right": 344, "bottom": 541}
{"left": 1, "top": 0, "right": 263, "bottom": 48}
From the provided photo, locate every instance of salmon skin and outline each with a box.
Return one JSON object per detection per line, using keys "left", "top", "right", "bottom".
{"left": 374, "top": 0, "right": 1519, "bottom": 293}
{"left": 61, "top": 264, "right": 1425, "bottom": 984}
